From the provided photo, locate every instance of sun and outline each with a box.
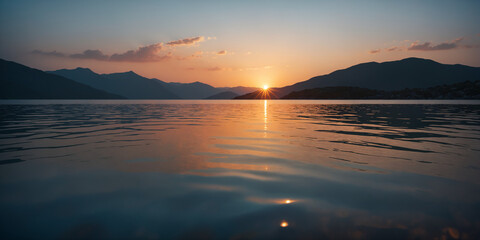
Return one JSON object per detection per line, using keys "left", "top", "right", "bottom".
{"left": 263, "top": 85, "right": 269, "bottom": 90}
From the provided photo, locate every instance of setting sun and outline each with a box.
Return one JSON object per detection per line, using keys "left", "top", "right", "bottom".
{"left": 263, "top": 85, "right": 269, "bottom": 90}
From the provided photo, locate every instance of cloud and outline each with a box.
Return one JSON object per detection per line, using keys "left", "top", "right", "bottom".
{"left": 217, "top": 50, "right": 227, "bottom": 55}
{"left": 206, "top": 67, "right": 228, "bottom": 71}
{"left": 166, "top": 36, "right": 205, "bottom": 46}
{"left": 387, "top": 46, "right": 401, "bottom": 52}
{"left": 32, "top": 36, "right": 210, "bottom": 62}
{"left": 70, "top": 49, "right": 109, "bottom": 60}
{"left": 463, "top": 44, "right": 480, "bottom": 49}
{"left": 176, "top": 51, "right": 203, "bottom": 60}
{"left": 373, "top": 37, "right": 478, "bottom": 55}
{"left": 408, "top": 38, "right": 464, "bottom": 51}
{"left": 31, "top": 50, "right": 66, "bottom": 57}
{"left": 109, "top": 43, "right": 168, "bottom": 62}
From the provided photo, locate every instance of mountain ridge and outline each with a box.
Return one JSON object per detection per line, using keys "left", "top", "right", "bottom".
{"left": 50, "top": 68, "right": 257, "bottom": 99}
{"left": 238, "top": 57, "right": 480, "bottom": 98}
{"left": 0, "top": 59, "right": 124, "bottom": 99}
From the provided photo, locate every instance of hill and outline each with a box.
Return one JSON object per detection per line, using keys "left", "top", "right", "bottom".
{"left": 0, "top": 59, "right": 124, "bottom": 99}
{"left": 51, "top": 68, "right": 257, "bottom": 99}
{"left": 282, "top": 81, "right": 480, "bottom": 99}
{"left": 271, "top": 58, "right": 480, "bottom": 97}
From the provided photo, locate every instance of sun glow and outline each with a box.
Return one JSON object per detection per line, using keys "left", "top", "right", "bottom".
{"left": 263, "top": 85, "right": 269, "bottom": 90}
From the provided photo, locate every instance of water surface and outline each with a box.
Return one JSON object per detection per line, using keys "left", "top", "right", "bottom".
{"left": 1, "top": 100, "right": 479, "bottom": 239}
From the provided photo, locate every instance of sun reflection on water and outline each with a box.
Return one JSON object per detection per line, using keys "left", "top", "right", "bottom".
{"left": 264, "top": 100, "right": 268, "bottom": 133}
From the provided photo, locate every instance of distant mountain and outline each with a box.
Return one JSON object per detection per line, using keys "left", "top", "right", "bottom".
{"left": 282, "top": 87, "right": 380, "bottom": 99}
{"left": 101, "top": 71, "right": 180, "bottom": 99}
{"left": 282, "top": 81, "right": 480, "bottom": 99}
{"left": 0, "top": 59, "right": 124, "bottom": 99}
{"left": 218, "top": 86, "right": 259, "bottom": 96}
{"left": 205, "top": 91, "right": 239, "bottom": 99}
{"left": 160, "top": 81, "right": 220, "bottom": 99}
{"left": 50, "top": 68, "right": 179, "bottom": 99}
{"left": 50, "top": 68, "right": 258, "bottom": 99}
{"left": 271, "top": 58, "right": 480, "bottom": 97}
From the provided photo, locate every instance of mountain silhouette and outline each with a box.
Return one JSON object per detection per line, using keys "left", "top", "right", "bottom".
{"left": 237, "top": 58, "right": 480, "bottom": 98}
{"left": 217, "top": 86, "right": 259, "bottom": 96}
{"left": 281, "top": 81, "right": 480, "bottom": 99}
{"left": 50, "top": 68, "right": 257, "bottom": 99}
{"left": 101, "top": 71, "right": 180, "bottom": 99}
{"left": 160, "top": 81, "right": 221, "bottom": 99}
{"left": 205, "top": 91, "right": 239, "bottom": 99}
{"left": 50, "top": 68, "right": 179, "bottom": 99}
{"left": 0, "top": 59, "right": 124, "bottom": 99}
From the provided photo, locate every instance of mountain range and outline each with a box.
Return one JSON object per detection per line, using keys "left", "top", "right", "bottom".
{"left": 236, "top": 57, "right": 480, "bottom": 99}
{"left": 49, "top": 68, "right": 256, "bottom": 99}
{"left": 2, "top": 57, "right": 480, "bottom": 99}
{"left": 0, "top": 59, "right": 123, "bottom": 99}
{"left": 281, "top": 81, "right": 480, "bottom": 99}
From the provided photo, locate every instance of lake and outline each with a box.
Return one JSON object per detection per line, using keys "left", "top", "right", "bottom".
{"left": 1, "top": 100, "right": 480, "bottom": 239}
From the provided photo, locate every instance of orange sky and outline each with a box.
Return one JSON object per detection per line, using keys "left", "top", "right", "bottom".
{"left": 1, "top": 1, "right": 479, "bottom": 88}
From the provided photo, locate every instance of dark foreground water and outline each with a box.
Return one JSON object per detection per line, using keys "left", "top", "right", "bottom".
{"left": 1, "top": 100, "right": 480, "bottom": 239}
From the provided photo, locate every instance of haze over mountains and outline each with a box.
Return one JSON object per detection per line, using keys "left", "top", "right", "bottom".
{"left": 1, "top": 57, "right": 480, "bottom": 99}
{"left": 50, "top": 68, "right": 257, "bottom": 99}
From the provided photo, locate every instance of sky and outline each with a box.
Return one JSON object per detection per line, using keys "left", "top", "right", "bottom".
{"left": 1, "top": 0, "right": 479, "bottom": 88}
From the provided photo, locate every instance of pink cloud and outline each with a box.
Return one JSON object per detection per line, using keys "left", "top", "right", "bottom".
{"left": 408, "top": 38, "right": 464, "bottom": 51}
{"left": 166, "top": 36, "right": 205, "bottom": 46}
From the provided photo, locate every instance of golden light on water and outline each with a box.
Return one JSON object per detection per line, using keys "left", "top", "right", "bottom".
{"left": 280, "top": 221, "right": 289, "bottom": 227}
{"left": 264, "top": 100, "right": 268, "bottom": 132}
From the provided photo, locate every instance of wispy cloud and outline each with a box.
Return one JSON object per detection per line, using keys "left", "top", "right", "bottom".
{"left": 408, "top": 38, "right": 464, "bottom": 51}
{"left": 206, "top": 67, "right": 226, "bottom": 71}
{"left": 166, "top": 36, "right": 205, "bottom": 46}
{"left": 31, "top": 50, "right": 65, "bottom": 57}
{"left": 386, "top": 46, "right": 401, "bottom": 52}
{"left": 216, "top": 50, "right": 227, "bottom": 55}
{"left": 109, "top": 43, "right": 166, "bottom": 62}
{"left": 70, "top": 49, "right": 109, "bottom": 60}
{"left": 176, "top": 51, "right": 203, "bottom": 60}
{"left": 34, "top": 44, "right": 170, "bottom": 62}
{"left": 370, "top": 37, "right": 478, "bottom": 54}
{"left": 32, "top": 36, "right": 209, "bottom": 62}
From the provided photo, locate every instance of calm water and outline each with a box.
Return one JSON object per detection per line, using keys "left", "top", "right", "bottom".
{"left": 1, "top": 100, "right": 480, "bottom": 239}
